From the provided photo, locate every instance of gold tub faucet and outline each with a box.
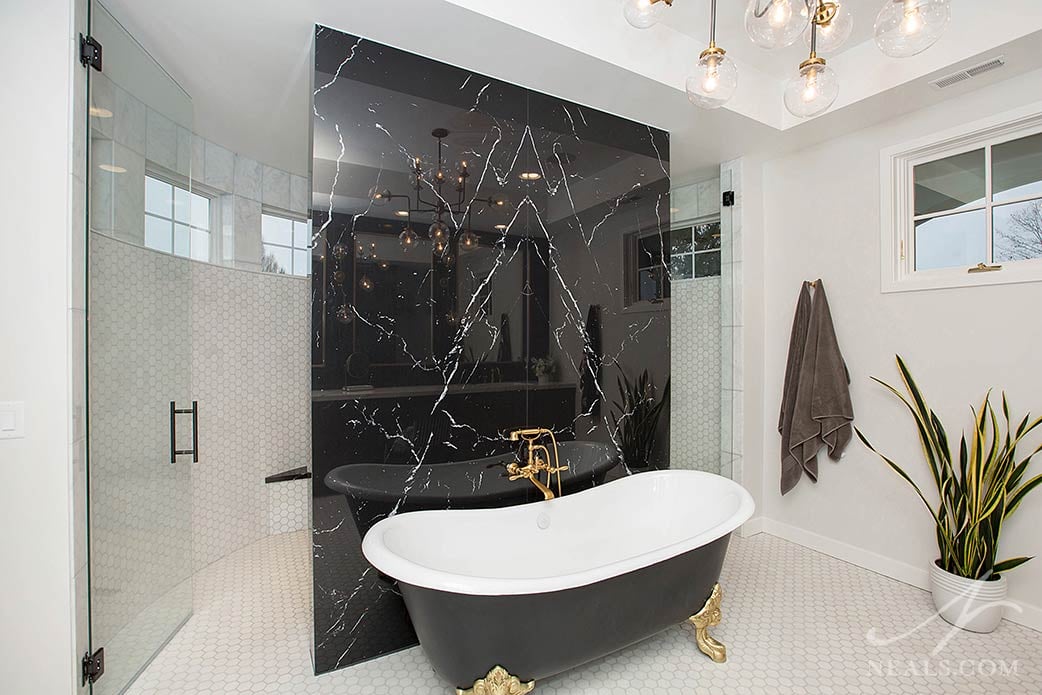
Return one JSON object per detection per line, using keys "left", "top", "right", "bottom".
{"left": 506, "top": 428, "right": 568, "bottom": 500}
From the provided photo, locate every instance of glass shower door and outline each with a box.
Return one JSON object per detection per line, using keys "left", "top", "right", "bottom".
{"left": 87, "top": 3, "right": 195, "bottom": 693}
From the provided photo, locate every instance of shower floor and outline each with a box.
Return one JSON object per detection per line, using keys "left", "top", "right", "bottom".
{"left": 127, "top": 530, "right": 1042, "bottom": 694}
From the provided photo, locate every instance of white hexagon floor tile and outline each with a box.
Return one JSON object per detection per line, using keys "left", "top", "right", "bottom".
{"left": 127, "top": 531, "right": 1042, "bottom": 695}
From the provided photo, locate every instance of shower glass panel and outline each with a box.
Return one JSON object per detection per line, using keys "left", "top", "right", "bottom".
{"left": 87, "top": 3, "right": 195, "bottom": 693}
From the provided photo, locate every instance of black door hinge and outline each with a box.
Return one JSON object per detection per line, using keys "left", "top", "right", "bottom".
{"left": 80, "top": 34, "right": 102, "bottom": 71}
{"left": 82, "top": 648, "right": 104, "bottom": 686}
{"left": 722, "top": 190, "right": 735, "bottom": 207}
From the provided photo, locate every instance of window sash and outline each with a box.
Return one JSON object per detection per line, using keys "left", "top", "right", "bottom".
{"left": 144, "top": 172, "right": 214, "bottom": 261}
{"left": 883, "top": 105, "right": 1042, "bottom": 293}
{"left": 910, "top": 140, "right": 1042, "bottom": 272}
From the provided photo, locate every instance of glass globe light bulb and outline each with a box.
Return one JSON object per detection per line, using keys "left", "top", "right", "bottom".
{"left": 769, "top": 0, "right": 792, "bottom": 27}
{"left": 368, "top": 186, "right": 391, "bottom": 206}
{"left": 745, "top": 0, "right": 807, "bottom": 49}
{"left": 784, "top": 61, "right": 839, "bottom": 118}
{"left": 803, "top": 2, "right": 855, "bottom": 52}
{"left": 623, "top": 0, "right": 667, "bottom": 29}
{"left": 685, "top": 52, "right": 739, "bottom": 110}
{"left": 460, "top": 229, "right": 479, "bottom": 249}
{"left": 428, "top": 220, "right": 449, "bottom": 241}
{"left": 398, "top": 226, "right": 418, "bottom": 251}
{"left": 874, "top": 0, "right": 951, "bottom": 58}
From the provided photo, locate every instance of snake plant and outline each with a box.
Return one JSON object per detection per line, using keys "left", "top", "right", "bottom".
{"left": 857, "top": 356, "right": 1042, "bottom": 581}
{"left": 611, "top": 369, "right": 671, "bottom": 469}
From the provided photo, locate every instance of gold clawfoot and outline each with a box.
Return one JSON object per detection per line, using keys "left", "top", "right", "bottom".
{"left": 456, "top": 665, "right": 535, "bottom": 695}
{"left": 688, "top": 583, "right": 727, "bottom": 663}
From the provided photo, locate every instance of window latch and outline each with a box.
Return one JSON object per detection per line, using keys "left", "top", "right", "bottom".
{"left": 968, "top": 263, "right": 1003, "bottom": 274}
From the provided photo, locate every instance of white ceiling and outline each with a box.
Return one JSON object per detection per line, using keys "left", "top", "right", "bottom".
{"left": 99, "top": 0, "right": 1042, "bottom": 185}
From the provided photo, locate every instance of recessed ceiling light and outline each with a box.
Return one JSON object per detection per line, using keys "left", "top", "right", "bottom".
{"left": 670, "top": 207, "right": 680, "bottom": 213}
{"left": 494, "top": 224, "right": 508, "bottom": 231}
{"left": 89, "top": 106, "right": 113, "bottom": 118}
{"left": 98, "top": 163, "right": 127, "bottom": 173}
{"left": 394, "top": 210, "right": 409, "bottom": 217}
{"left": 519, "top": 172, "right": 542, "bottom": 181}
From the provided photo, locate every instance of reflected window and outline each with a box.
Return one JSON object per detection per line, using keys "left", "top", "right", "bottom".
{"left": 261, "top": 212, "right": 312, "bottom": 276}
{"left": 910, "top": 130, "right": 1042, "bottom": 271}
{"left": 625, "top": 228, "right": 671, "bottom": 306}
{"left": 669, "top": 220, "right": 721, "bottom": 280}
{"left": 144, "top": 173, "right": 211, "bottom": 262}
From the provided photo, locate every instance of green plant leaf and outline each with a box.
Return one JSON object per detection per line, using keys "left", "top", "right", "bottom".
{"left": 993, "top": 557, "right": 1034, "bottom": 574}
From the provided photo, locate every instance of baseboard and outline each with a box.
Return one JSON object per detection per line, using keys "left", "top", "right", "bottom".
{"left": 739, "top": 517, "right": 765, "bottom": 538}
{"left": 759, "top": 519, "right": 1042, "bottom": 634}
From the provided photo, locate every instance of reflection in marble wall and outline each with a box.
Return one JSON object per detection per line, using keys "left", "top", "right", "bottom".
{"left": 310, "top": 26, "right": 671, "bottom": 672}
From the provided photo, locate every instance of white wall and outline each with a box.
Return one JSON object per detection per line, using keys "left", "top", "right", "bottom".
{"left": 747, "top": 68, "right": 1042, "bottom": 629}
{"left": 0, "top": 1, "right": 85, "bottom": 693}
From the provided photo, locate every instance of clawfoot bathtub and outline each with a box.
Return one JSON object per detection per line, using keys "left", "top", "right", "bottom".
{"left": 362, "top": 470, "right": 755, "bottom": 692}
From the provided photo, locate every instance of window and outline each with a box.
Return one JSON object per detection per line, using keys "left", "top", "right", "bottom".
{"left": 883, "top": 110, "right": 1042, "bottom": 292}
{"left": 624, "top": 228, "right": 670, "bottom": 307}
{"left": 669, "top": 219, "right": 722, "bottom": 280}
{"left": 261, "top": 212, "right": 312, "bottom": 276}
{"left": 144, "top": 174, "right": 211, "bottom": 262}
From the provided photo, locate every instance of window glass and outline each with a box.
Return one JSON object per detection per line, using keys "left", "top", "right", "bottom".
{"left": 190, "top": 193, "right": 210, "bottom": 229}
{"left": 913, "top": 149, "right": 986, "bottom": 217}
{"left": 143, "top": 174, "right": 211, "bottom": 260}
{"left": 262, "top": 244, "right": 292, "bottom": 274}
{"left": 670, "top": 254, "right": 692, "bottom": 279}
{"left": 191, "top": 228, "right": 210, "bottom": 262}
{"left": 293, "top": 250, "right": 310, "bottom": 276}
{"left": 262, "top": 214, "right": 294, "bottom": 246}
{"left": 914, "top": 209, "right": 986, "bottom": 270}
{"left": 637, "top": 233, "right": 665, "bottom": 269}
{"left": 261, "top": 212, "right": 311, "bottom": 275}
{"left": 144, "top": 214, "right": 172, "bottom": 253}
{"left": 638, "top": 268, "right": 663, "bottom": 302}
{"left": 173, "top": 223, "right": 190, "bottom": 257}
{"left": 994, "top": 199, "right": 1042, "bottom": 263}
{"left": 670, "top": 228, "right": 692, "bottom": 254}
{"left": 145, "top": 177, "right": 172, "bottom": 217}
{"left": 293, "top": 219, "right": 312, "bottom": 248}
{"left": 992, "top": 133, "right": 1042, "bottom": 204}
{"left": 693, "top": 221, "right": 721, "bottom": 251}
{"left": 694, "top": 252, "right": 722, "bottom": 278}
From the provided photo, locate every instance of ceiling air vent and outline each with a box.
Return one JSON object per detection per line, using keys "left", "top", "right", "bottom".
{"left": 930, "top": 56, "right": 1006, "bottom": 89}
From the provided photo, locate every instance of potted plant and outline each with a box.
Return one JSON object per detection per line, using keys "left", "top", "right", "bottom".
{"left": 532, "top": 357, "right": 557, "bottom": 385}
{"left": 857, "top": 356, "right": 1042, "bottom": 633}
{"left": 610, "top": 369, "right": 671, "bottom": 470}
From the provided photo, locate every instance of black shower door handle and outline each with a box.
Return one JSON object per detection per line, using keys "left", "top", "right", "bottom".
{"left": 169, "top": 400, "right": 199, "bottom": 463}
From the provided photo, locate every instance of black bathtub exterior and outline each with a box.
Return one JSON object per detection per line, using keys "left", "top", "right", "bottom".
{"left": 325, "top": 441, "right": 620, "bottom": 537}
{"left": 399, "top": 534, "right": 731, "bottom": 688}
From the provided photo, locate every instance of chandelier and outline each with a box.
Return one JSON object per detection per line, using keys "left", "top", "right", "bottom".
{"left": 622, "top": 0, "right": 952, "bottom": 118}
{"left": 370, "top": 127, "right": 504, "bottom": 255}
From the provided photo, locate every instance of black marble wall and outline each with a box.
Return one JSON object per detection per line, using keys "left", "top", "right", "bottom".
{"left": 310, "top": 25, "right": 671, "bottom": 673}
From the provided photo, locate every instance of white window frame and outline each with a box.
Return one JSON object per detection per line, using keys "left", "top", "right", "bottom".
{"left": 144, "top": 166, "right": 219, "bottom": 262}
{"left": 670, "top": 214, "right": 722, "bottom": 283}
{"left": 881, "top": 102, "right": 1042, "bottom": 293}
{"left": 261, "top": 208, "right": 312, "bottom": 277}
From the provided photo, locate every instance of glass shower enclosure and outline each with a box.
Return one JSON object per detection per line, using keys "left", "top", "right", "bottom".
{"left": 86, "top": 3, "right": 196, "bottom": 692}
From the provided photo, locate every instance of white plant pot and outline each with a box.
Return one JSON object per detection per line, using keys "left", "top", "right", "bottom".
{"left": 929, "top": 561, "right": 1008, "bottom": 633}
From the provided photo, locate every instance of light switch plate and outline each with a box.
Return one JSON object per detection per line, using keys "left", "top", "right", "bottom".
{"left": 0, "top": 402, "right": 26, "bottom": 440}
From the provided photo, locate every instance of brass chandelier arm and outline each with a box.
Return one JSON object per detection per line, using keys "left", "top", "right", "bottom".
{"left": 749, "top": 0, "right": 836, "bottom": 25}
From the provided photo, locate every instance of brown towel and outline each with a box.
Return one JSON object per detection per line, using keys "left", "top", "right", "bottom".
{"left": 779, "top": 280, "right": 853, "bottom": 495}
